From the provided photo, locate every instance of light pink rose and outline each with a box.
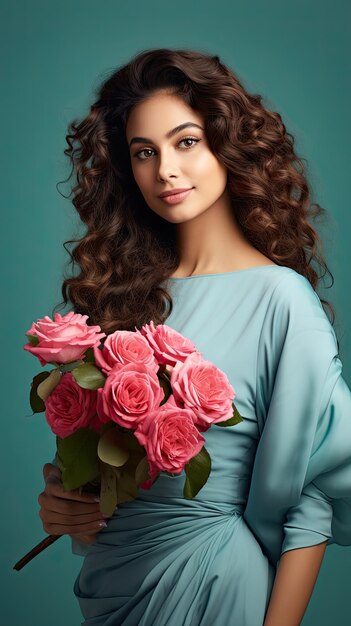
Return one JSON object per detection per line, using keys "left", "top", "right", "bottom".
{"left": 93, "top": 330, "right": 158, "bottom": 376}
{"left": 171, "top": 352, "right": 236, "bottom": 432}
{"left": 24, "top": 311, "right": 106, "bottom": 366}
{"left": 134, "top": 395, "right": 205, "bottom": 477}
{"left": 45, "top": 372, "right": 98, "bottom": 438}
{"left": 136, "top": 321, "right": 200, "bottom": 368}
{"left": 96, "top": 362, "right": 165, "bottom": 430}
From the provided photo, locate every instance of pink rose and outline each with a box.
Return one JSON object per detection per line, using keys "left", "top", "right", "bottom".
{"left": 171, "top": 352, "right": 236, "bottom": 432}
{"left": 96, "top": 362, "right": 165, "bottom": 430}
{"left": 89, "top": 412, "right": 105, "bottom": 434}
{"left": 45, "top": 372, "right": 98, "bottom": 438}
{"left": 134, "top": 395, "right": 205, "bottom": 476}
{"left": 136, "top": 321, "right": 200, "bottom": 368}
{"left": 93, "top": 330, "right": 158, "bottom": 376}
{"left": 24, "top": 311, "right": 106, "bottom": 366}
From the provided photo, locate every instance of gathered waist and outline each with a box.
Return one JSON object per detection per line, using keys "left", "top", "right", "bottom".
{"left": 135, "top": 470, "right": 250, "bottom": 510}
{"left": 136, "top": 495, "right": 246, "bottom": 517}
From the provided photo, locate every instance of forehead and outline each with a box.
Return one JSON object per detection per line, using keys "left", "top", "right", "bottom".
{"left": 126, "top": 91, "right": 203, "bottom": 137}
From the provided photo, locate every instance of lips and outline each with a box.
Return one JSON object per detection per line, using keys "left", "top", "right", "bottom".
{"left": 158, "top": 188, "right": 194, "bottom": 205}
{"left": 158, "top": 187, "right": 193, "bottom": 198}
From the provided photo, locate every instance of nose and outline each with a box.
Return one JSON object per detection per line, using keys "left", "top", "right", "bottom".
{"left": 156, "top": 149, "right": 180, "bottom": 181}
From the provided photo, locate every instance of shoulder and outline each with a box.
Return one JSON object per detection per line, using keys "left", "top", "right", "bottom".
{"left": 265, "top": 267, "right": 326, "bottom": 322}
{"left": 255, "top": 267, "right": 339, "bottom": 417}
{"left": 267, "top": 266, "right": 318, "bottom": 300}
{"left": 259, "top": 266, "right": 338, "bottom": 351}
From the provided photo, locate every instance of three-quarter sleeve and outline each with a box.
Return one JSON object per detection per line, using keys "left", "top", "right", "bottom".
{"left": 243, "top": 271, "right": 351, "bottom": 569}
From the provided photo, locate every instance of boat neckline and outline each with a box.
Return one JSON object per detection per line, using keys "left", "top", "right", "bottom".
{"left": 167, "top": 264, "right": 282, "bottom": 280}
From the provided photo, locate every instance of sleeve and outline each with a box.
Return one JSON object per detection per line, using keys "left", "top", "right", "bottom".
{"left": 51, "top": 454, "right": 90, "bottom": 557}
{"left": 242, "top": 271, "right": 351, "bottom": 569}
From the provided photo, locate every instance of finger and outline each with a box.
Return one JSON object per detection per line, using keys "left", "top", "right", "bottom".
{"left": 70, "top": 533, "right": 97, "bottom": 545}
{"left": 38, "top": 491, "right": 103, "bottom": 515}
{"left": 42, "top": 518, "right": 107, "bottom": 536}
{"left": 43, "top": 467, "right": 62, "bottom": 490}
{"left": 45, "top": 483, "right": 101, "bottom": 504}
{"left": 40, "top": 508, "right": 108, "bottom": 526}
{"left": 43, "top": 463, "right": 61, "bottom": 481}
{"left": 45, "top": 474, "right": 62, "bottom": 489}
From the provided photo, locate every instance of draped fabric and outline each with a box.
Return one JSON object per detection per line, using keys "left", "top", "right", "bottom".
{"left": 243, "top": 270, "right": 351, "bottom": 567}
{"left": 50, "top": 266, "right": 351, "bottom": 625}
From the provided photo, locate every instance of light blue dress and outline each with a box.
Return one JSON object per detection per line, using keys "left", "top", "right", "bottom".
{"left": 71, "top": 265, "right": 351, "bottom": 626}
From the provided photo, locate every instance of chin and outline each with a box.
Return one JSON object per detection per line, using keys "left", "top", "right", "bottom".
{"left": 163, "top": 209, "right": 201, "bottom": 223}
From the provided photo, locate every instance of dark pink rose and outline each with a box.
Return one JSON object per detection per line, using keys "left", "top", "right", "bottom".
{"left": 171, "top": 352, "right": 236, "bottom": 432}
{"left": 134, "top": 395, "right": 205, "bottom": 475}
{"left": 89, "top": 412, "right": 105, "bottom": 434}
{"left": 96, "top": 362, "right": 165, "bottom": 430}
{"left": 24, "top": 311, "right": 106, "bottom": 366}
{"left": 136, "top": 321, "right": 200, "bottom": 368}
{"left": 45, "top": 372, "right": 98, "bottom": 438}
{"left": 93, "top": 329, "right": 158, "bottom": 376}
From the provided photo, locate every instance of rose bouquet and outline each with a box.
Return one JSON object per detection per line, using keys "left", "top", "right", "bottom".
{"left": 13, "top": 312, "right": 243, "bottom": 570}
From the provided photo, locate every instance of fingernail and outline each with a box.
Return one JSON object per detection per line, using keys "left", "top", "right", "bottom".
{"left": 93, "top": 497, "right": 100, "bottom": 502}
{"left": 98, "top": 521, "right": 107, "bottom": 527}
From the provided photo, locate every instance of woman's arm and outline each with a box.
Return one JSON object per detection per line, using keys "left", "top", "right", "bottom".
{"left": 263, "top": 540, "right": 328, "bottom": 626}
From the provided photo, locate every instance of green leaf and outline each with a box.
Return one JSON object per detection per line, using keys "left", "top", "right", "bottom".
{"left": 37, "top": 368, "right": 62, "bottom": 401}
{"left": 116, "top": 468, "right": 138, "bottom": 503}
{"left": 117, "top": 428, "right": 146, "bottom": 453}
{"left": 157, "top": 367, "right": 172, "bottom": 406}
{"left": 71, "top": 362, "right": 106, "bottom": 389}
{"left": 57, "top": 427, "right": 100, "bottom": 491}
{"left": 59, "top": 359, "right": 85, "bottom": 373}
{"left": 122, "top": 449, "right": 145, "bottom": 475}
{"left": 183, "top": 446, "right": 211, "bottom": 499}
{"left": 100, "top": 461, "right": 118, "bottom": 516}
{"left": 25, "top": 333, "right": 39, "bottom": 346}
{"left": 84, "top": 347, "right": 96, "bottom": 363}
{"left": 135, "top": 455, "right": 151, "bottom": 485}
{"left": 97, "top": 428, "right": 130, "bottom": 467}
{"left": 216, "top": 403, "right": 244, "bottom": 427}
{"left": 29, "top": 371, "right": 50, "bottom": 413}
{"left": 100, "top": 421, "right": 116, "bottom": 434}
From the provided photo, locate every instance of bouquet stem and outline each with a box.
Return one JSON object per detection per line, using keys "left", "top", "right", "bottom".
{"left": 13, "top": 534, "right": 62, "bottom": 571}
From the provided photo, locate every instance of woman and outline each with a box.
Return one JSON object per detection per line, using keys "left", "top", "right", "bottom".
{"left": 38, "top": 47, "right": 351, "bottom": 625}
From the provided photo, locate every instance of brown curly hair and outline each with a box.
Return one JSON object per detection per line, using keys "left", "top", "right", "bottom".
{"left": 54, "top": 46, "right": 337, "bottom": 339}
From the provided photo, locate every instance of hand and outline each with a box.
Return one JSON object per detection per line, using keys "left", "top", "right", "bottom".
{"left": 38, "top": 463, "right": 110, "bottom": 545}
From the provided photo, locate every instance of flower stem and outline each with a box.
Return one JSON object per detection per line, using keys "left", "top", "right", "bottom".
{"left": 13, "top": 534, "right": 62, "bottom": 571}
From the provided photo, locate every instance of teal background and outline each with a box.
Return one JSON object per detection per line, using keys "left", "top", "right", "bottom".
{"left": 1, "top": 0, "right": 350, "bottom": 624}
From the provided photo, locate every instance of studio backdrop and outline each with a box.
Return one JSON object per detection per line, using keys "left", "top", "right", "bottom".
{"left": 1, "top": 1, "right": 350, "bottom": 625}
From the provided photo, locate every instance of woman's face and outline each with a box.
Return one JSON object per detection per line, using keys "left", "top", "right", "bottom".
{"left": 125, "top": 91, "right": 228, "bottom": 224}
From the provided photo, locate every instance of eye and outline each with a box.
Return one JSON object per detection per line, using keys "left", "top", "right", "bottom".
{"left": 133, "top": 136, "right": 201, "bottom": 161}
{"left": 178, "top": 137, "right": 200, "bottom": 149}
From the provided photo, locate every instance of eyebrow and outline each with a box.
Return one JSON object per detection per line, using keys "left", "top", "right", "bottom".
{"left": 128, "top": 122, "right": 204, "bottom": 148}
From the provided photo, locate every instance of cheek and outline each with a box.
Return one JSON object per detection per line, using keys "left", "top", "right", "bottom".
{"left": 193, "top": 152, "right": 225, "bottom": 178}
{"left": 211, "top": 156, "right": 227, "bottom": 186}
{"left": 132, "top": 166, "right": 150, "bottom": 192}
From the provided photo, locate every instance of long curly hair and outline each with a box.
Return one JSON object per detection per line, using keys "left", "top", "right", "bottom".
{"left": 54, "top": 46, "right": 337, "bottom": 337}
